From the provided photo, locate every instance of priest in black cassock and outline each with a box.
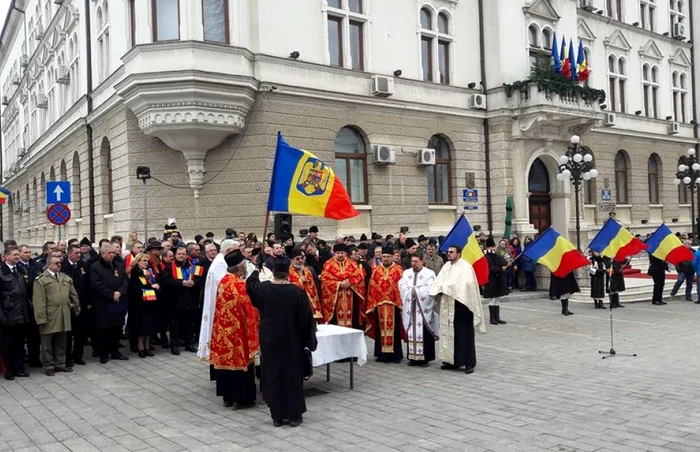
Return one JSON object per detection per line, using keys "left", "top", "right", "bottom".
{"left": 246, "top": 257, "right": 317, "bottom": 428}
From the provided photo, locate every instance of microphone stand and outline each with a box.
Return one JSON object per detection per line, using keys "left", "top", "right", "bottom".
{"left": 598, "top": 298, "right": 637, "bottom": 359}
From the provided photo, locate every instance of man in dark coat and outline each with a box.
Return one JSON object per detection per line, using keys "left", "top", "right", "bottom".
{"left": 33, "top": 241, "right": 56, "bottom": 269}
{"left": 89, "top": 243, "right": 129, "bottom": 363}
{"left": 0, "top": 246, "right": 32, "bottom": 380}
{"left": 161, "top": 246, "right": 205, "bottom": 355}
{"left": 648, "top": 255, "right": 668, "bottom": 305}
{"left": 483, "top": 238, "right": 508, "bottom": 325}
{"left": 17, "top": 244, "right": 42, "bottom": 367}
{"left": 62, "top": 244, "right": 90, "bottom": 365}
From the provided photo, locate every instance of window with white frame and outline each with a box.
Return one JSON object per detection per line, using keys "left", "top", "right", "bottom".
{"left": 47, "top": 68, "right": 54, "bottom": 125}
{"left": 419, "top": 7, "right": 453, "bottom": 84}
{"left": 69, "top": 34, "right": 79, "bottom": 104}
{"left": 96, "top": 2, "right": 111, "bottom": 83}
{"left": 527, "top": 24, "right": 553, "bottom": 73}
{"left": 152, "top": 0, "right": 180, "bottom": 42}
{"left": 326, "top": 0, "right": 367, "bottom": 71}
{"left": 606, "top": 0, "right": 623, "bottom": 20}
{"left": 607, "top": 55, "right": 627, "bottom": 113}
{"left": 642, "top": 64, "right": 658, "bottom": 118}
{"left": 582, "top": 47, "right": 593, "bottom": 87}
{"left": 672, "top": 71, "right": 688, "bottom": 122}
{"left": 670, "top": 0, "right": 685, "bottom": 28}
{"left": 640, "top": 0, "right": 656, "bottom": 31}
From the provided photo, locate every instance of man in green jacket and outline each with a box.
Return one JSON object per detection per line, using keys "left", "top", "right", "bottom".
{"left": 33, "top": 256, "right": 81, "bottom": 376}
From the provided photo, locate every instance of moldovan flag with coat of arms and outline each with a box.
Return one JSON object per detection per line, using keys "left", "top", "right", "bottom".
{"left": 587, "top": 218, "right": 647, "bottom": 262}
{"left": 439, "top": 215, "right": 489, "bottom": 286}
{"left": 267, "top": 132, "right": 358, "bottom": 220}
{"left": 522, "top": 227, "right": 590, "bottom": 277}
{"left": 645, "top": 224, "right": 694, "bottom": 266}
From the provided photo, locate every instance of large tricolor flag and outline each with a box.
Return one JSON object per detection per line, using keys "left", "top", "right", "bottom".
{"left": 0, "top": 187, "right": 9, "bottom": 205}
{"left": 439, "top": 215, "right": 489, "bottom": 286}
{"left": 522, "top": 227, "right": 590, "bottom": 277}
{"left": 645, "top": 224, "right": 694, "bottom": 266}
{"left": 561, "top": 36, "right": 570, "bottom": 79}
{"left": 268, "top": 132, "right": 358, "bottom": 220}
{"left": 577, "top": 40, "right": 589, "bottom": 82}
{"left": 568, "top": 39, "right": 577, "bottom": 82}
{"left": 552, "top": 32, "right": 561, "bottom": 75}
{"left": 588, "top": 219, "right": 647, "bottom": 262}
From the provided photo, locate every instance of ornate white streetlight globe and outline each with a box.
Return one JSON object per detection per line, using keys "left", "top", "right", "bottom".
{"left": 573, "top": 153, "right": 583, "bottom": 163}
{"left": 695, "top": 177, "right": 700, "bottom": 185}
{"left": 583, "top": 153, "right": 593, "bottom": 163}
{"left": 559, "top": 155, "right": 569, "bottom": 164}
{"left": 583, "top": 172, "right": 591, "bottom": 180}
{"left": 556, "top": 173, "right": 565, "bottom": 181}
{"left": 675, "top": 178, "right": 682, "bottom": 186}
{"left": 689, "top": 148, "right": 696, "bottom": 156}
{"left": 570, "top": 135, "right": 580, "bottom": 144}
{"left": 692, "top": 163, "right": 700, "bottom": 171}
{"left": 562, "top": 169, "right": 571, "bottom": 178}
{"left": 589, "top": 169, "right": 598, "bottom": 178}
{"left": 684, "top": 176, "right": 692, "bottom": 184}
{"left": 679, "top": 164, "right": 688, "bottom": 172}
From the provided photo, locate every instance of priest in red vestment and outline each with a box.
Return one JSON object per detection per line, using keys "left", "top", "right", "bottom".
{"left": 365, "top": 246, "right": 406, "bottom": 363}
{"left": 209, "top": 251, "right": 260, "bottom": 409}
{"left": 288, "top": 248, "right": 322, "bottom": 320}
{"left": 320, "top": 244, "right": 366, "bottom": 329}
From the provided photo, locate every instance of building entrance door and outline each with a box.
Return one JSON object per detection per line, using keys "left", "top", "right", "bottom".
{"left": 528, "top": 158, "right": 552, "bottom": 233}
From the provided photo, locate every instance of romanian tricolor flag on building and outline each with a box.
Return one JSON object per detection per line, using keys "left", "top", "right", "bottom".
{"left": 645, "top": 224, "right": 694, "bottom": 266}
{"left": 588, "top": 219, "right": 647, "bottom": 262}
{"left": 267, "top": 132, "right": 358, "bottom": 220}
{"left": 439, "top": 215, "right": 489, "bottom": 286}
{"left": 522, "top": 227, "right": 590, "bottom": 278}
{"left": 0, "top": 187, "right": 10, "bottom": 205}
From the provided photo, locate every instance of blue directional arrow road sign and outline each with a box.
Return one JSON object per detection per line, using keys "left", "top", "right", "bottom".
{"left": 46, "top": 181, "right": 71, "bottom": 204}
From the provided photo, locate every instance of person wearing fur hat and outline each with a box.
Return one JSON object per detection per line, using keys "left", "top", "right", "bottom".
{"left": 79, "top": 237, "right": 97, "bottom": 262}
{"left": 319, "top": 243, "right": 366, "bottom": 329}
{"left": 400, "top": 238, "right": 418, "bottom": 270}
{"left": 483, "top": 238, "right": 508, "bottom": 325}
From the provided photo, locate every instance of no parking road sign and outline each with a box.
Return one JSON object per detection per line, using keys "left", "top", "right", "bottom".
{"left": 47, "top": 203, "right": 71, "bottom": 226}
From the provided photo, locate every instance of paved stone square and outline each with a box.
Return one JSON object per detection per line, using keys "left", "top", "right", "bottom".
{"left": 1, "top": 296, "right": 700, "bottom": 451}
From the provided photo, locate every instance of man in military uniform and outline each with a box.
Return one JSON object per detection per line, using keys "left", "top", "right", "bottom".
{"left": 33, "top": 256, "right": 81, "bottom": 376}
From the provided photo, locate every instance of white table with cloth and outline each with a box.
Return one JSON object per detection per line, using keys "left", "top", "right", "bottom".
{"left": 312, "top": 324, "right": 368, "bottom": 389}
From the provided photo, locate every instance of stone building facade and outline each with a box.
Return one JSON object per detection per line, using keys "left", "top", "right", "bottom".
{"left": 0, "top": 0, "right": 698, "bottom": 247}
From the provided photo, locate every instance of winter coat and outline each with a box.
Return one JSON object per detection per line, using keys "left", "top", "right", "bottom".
{"left": 483, "top": 251, "right": 509, "bottom": 298}
{"left": 32, "top": 271, "right": 80, "bottom": 334}
{"left": 0, "top": 264, "right": 30, "bottom": 326}
{"left": 89, "top": 258, "right": 129, "bottom": 329}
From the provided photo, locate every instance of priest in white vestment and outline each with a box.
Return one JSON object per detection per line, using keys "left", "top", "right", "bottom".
{"left": 399, "top": 253, "right": 437, "bottom": 367}
{"left": 197, "top": 239, "right": 239, "bottom": 365}
{"left": 429, "top": 244, "right": 485, "bottom": 374}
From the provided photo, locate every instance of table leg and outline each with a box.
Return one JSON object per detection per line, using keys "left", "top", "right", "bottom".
{"left": 326, "top": 363, "right": 330, "bottom": 382}
{"left": 350, "top": 358, "right": 354, "bottom": 390}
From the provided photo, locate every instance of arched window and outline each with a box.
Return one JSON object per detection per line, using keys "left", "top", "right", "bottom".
{"left": 203, "top": 0, "right": 230, "bottom": 43}
{"left": 642, "top": 64, "right": 659, "bottom": 118}
{"left": 72, "top": 152, "right": 82, "bottom": 217}
{"left": 50, "top": 166, "right": 56, "bottom": 181}
{"left": 101, "top": 137, "right": 114, "bottom": 213}
{"left": 60, "top": 159, "right": 67, "bottom": 181}
{"left": 542, "top": 28, "right": 552, "bottom": 50}
{"left": 334, "top": 127, "right": 366, "bottom": 204}
{"left": 614, "top": 151, "right": 629, "bottom": 204}
{"left": 97, "top": 3, "right": 111, "bottom": 82}
{"left": 420, "top": 8, "right": 452, "bottom": 84}
{"left": 607, "top": 55, "right": 627, "bottom": 113}
{"left": 648, "top": 154, "right": 661, "bottom": 204}
{"left": 678, "top": 156, "right": 689, "bottom": 204}
{"left": 39, "top": 172, "right": 46, "bottom": 212}
{"left": 426, "top": 135, "right": 451, "bottom": 204}
{"left": 528, "top": 25, "right": 539, "bottom": 47}
{"left": 528, "top": 158, "right": 550, "bottom": 193}
{"left": 606, "top": 0, "right": 623, "bottom": 20}
{"left": 152, "top": 0, "right": 180, "bottom": 42}
{"left": 582, "top": 147, "right": 596, "bottom": 204}
{"left": 32, "top": 177, "right": 38, "bottom": 221}
{"left": 639, "top": 0, "right": 657, "bottom": 32}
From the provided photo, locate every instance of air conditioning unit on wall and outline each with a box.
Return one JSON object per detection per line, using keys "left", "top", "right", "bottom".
{"left": 373, "top": 145, "right": 396, "bottom": 164}
{"left": 668, "top": 121, "right": 680, "bottom": 135}
{"left": 469, "top": 94, "right": 486, "bottom": 110}
{"left": 418, "top": 148, "right": 435, "bottom": 166}
{"left": 371, "top": 75, "right": 394, "bottom": 97}
{"left": 603, "top": 112, "right": 616, "bottom": 127}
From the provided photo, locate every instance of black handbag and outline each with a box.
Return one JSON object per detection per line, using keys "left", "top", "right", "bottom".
{"left": 303, "top": 348, "right": 313, "bottom": 380}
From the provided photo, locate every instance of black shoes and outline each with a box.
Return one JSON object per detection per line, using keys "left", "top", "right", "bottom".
{"left": 652, "top": 301, "right": 666, "bottom": 305}
{"left": 4, "top": 373, "right": 14, "bottom": 380}
{"left": 171, "top": 346, "right": 180, "bottom": 356}
{"left": 73, "top": 358, "right": 86, "bottom": 366}
{"left": 495, "top": 306, "right": 506, "bottom": 324}
{"left": 561, "top": 299, "right": 574, "bottom": 316}
{"left": 464, "top": 367, "right": 474, "bottom": 375}
{"left": 110, "top": 353, "right": 129, "bottom": 361}
{"left": 138, "top": 351, "right": 147, "bottom": 358}
{"left": 16, "top": 371, "right": 30, "bottom": 377}
{"left": 99, "top": 356, "right": 109, "bottom": 364}
{"left": 66, "top": 360, "right": 74, "bottom": 368}
{"left": 146, "top": 350, "right": 155, "bottom": 357}
{"left": 273, "top": 419, "right": 283, "bottom": 427}
{"left": 489, "top": 306, "right": 499, "bottom": 325}
{"left": 289, "top": 418, "right": 303, "bottom": 427}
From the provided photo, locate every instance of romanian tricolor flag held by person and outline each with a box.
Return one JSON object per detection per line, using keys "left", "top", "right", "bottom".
{"left": 439, "top": 215, "right": 489, "bottom": 286}
{"left": 522, "top": 227, "right": 590, "bottom": 277}
{"left": 267, "top": 132, "right": 359, "bottom": 220}
{"left": 645, "top": 224, "right": 694, "bottom": 265}
{"left": 577, "top": 40, "right": 589, "bottom": 82}
{"left": 588, "top": 218, "right": 647, "bottom": 262}
{"left": 0, "top": 186, "right": 11, "bottom": 205}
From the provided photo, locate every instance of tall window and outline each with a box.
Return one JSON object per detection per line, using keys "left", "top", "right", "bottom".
{"left": 670, "top": 0, "right": 685, "bottom": 28}
{"left": 426, "top": 135, "right": 451, "bottom": 204}
{"left": 615, "top": 151, "right": 629, "bottom": 204}
{"left": 672, "top": 71, "right": 688, "bottom": 123}
{"left": 72, "top": 152, "right": 82, "bottom": 217}
{"left": 582, "top": 148, "right": 595, "bottom": 204}
{"left": 326, "top": 0, "right": 366, "bottom": 70}
{"left": 128, "top": 0, "right": 136, "bottom": 47}
{"left": 334, "top": 127, "right": 366, "bottom": 204}
{"left": 640, "top": 0, "right": 656, "bottom": 31}
{"left": 101, "top": 137, "right": 114, "bottom": 214}
{"left": 607, "top": 55, "right": 626, "bottom": 113}
{"left": 606, "top": 0, "right": 623, "bottom": 20}
{"left": 420, "top": 8, "right": 453, "bottom": 84}
{"left": 96, "top": 3, "right": 111, "bottom": 82}
{"left": 648, "top": 154, "right": 661, "bottom": 204}
{"left": 203, "top": 0, "right": 229, "bottom": 43}
{"left": 642, "top": 64, "right": 659, "bottom": 118}
{"left": 678, "top": 157, "right": 689, "bottom": 203}
{"left": 152, "top": 0, "right": 180, "bottom": 42}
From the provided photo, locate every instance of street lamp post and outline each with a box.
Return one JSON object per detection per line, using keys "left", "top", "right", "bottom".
{"left": 673, "top": 148, "right": 700, "bottom": 238}
{"left": 556, "top": 135, "right": 598, "bottom": 251}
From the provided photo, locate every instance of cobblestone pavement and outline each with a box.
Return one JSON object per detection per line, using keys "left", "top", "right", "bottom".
{"left": 2, "top": 296, "right": 700, "bottom": 451}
